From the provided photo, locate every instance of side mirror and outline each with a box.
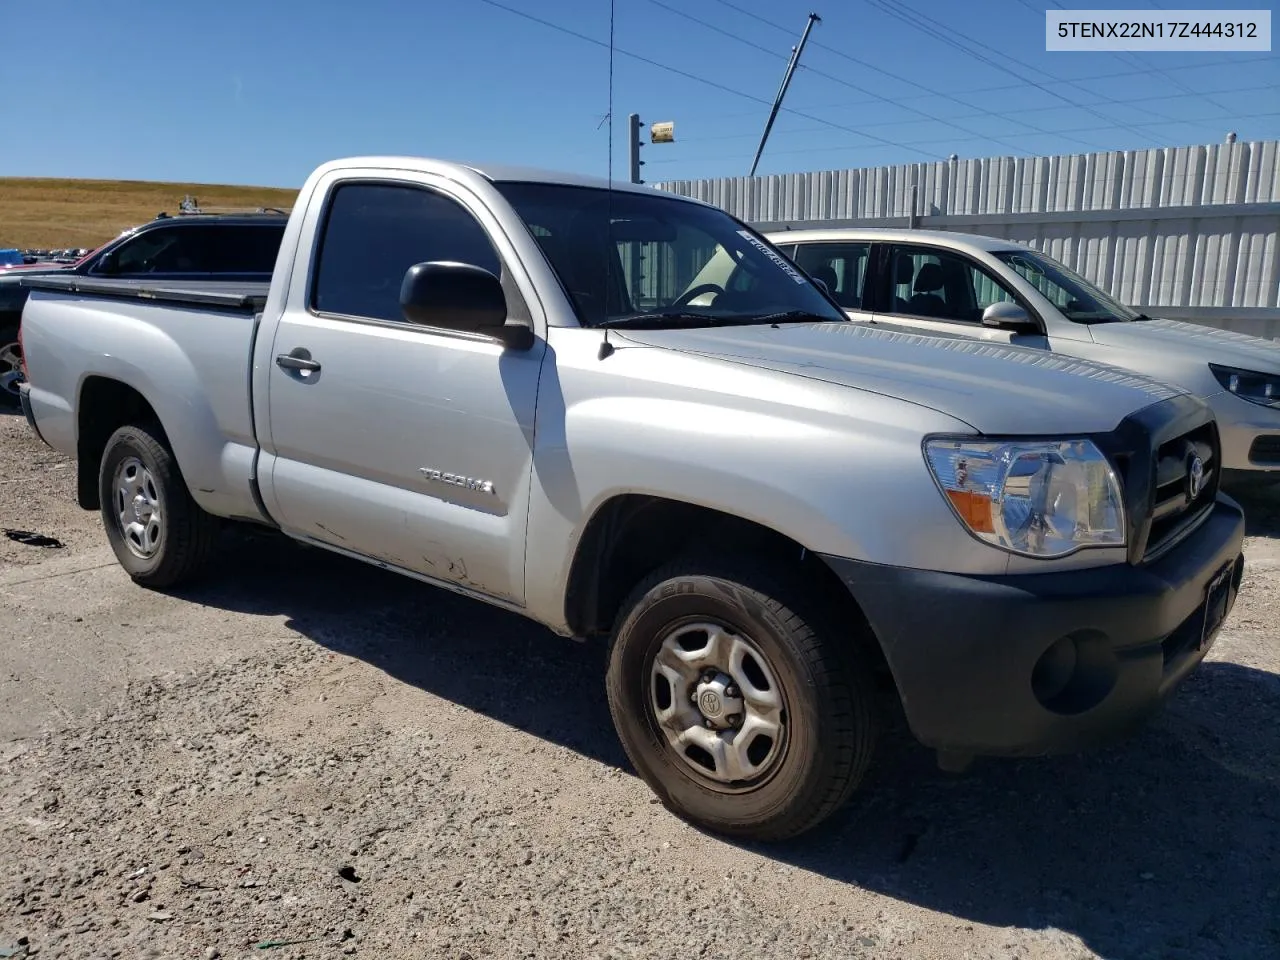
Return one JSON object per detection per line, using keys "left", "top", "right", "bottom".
{"left": 812, "top": 278, "right": 830, "bottom": 297}
{"left": 400, "top": 261, "right": 508, "bottom": 333}
{"left": 981, "top": 301, "right": 1038, "bottom": 333}
{"left": 95, "top": 252, "right": 118, "bottom": 275}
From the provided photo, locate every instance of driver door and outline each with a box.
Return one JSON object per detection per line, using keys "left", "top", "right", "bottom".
{"left": 257, "top": 177, "right": 546, "bottom": 604}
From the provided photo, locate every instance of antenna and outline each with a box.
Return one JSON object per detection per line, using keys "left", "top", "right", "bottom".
{"left": 600, "top": 0, "right": 617, "bottom": 361}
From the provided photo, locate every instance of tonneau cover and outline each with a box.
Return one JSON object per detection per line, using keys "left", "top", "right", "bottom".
{"left": 20, "top": 275, "right": 269, "bottom": 313}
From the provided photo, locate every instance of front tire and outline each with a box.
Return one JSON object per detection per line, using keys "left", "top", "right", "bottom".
{"left": 606, "top": 557, "right": 878, "bottom": 841}
{"left": 99, "top": 423, "right": 219, "bottom": 588}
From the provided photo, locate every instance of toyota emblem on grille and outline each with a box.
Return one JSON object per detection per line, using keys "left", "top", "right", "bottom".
{"left": 1187, "top": 454, "right": 1205, "bottom": 500}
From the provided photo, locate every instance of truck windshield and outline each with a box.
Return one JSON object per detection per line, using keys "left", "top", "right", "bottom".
{"left": 493, "top": 182, "right": 845, "bottom": 329}
{"left": 993, "top": 248, "right": 1139, "bottom": 324}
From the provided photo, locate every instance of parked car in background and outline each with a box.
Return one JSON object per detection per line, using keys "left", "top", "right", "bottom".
{"left": 17, "top": 155, "right": 1245, "bottom": 840}
{"left": 0, "top": 249, "right": 26, "bottom": 268}
{"left": 0, "top": 212, "right": 287, "bottom": 405}
{"left": 765, "top": 228, "right": 1280, "bottom": 487}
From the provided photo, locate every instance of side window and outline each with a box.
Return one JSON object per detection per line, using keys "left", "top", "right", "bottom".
{"left": 111, "top": 231, "right": 188, "bottom": 274}
{"left": 204, "top": 225, "right": 286, "bottom": 273}
{"left": 792, "top": 242, "right": 870, "bottom": 308}
{"left": 312, "top": 182, "right": 501, "bottom": 323}
{"left": 885, "top": 246, "right": 1017, "bottom": 324}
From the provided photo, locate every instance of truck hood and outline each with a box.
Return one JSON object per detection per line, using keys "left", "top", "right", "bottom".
{"left": 1089, "top": 316, "right": 1280, "bottom": 375}
{"left": 618, "top": 321, "right": 1188, "bottom": 435}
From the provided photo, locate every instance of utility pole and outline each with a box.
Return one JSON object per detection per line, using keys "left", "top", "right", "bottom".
{"left": 749, "top": 13, "right": 821, "bottom": 178}
{"left": 628, "top": 113, "right": 644, "bottom": 184}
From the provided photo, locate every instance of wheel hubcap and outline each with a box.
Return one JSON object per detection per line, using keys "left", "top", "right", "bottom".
{"left": 0, "top": 340, "right": 22, "bottom": 398}
{"left": 113, "top": 457, "right": 163, "bottom": 559}
{"left": 650, "top": 621, "right": 786, "bottom": 786}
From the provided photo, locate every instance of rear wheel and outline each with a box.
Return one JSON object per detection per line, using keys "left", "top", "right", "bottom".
{"left": 98, "top": 423, "right": 220, "bottom": 588}
{"left": 0, "top": 326, "right": 21, "bottom": 407}
{"left": 606, "top": 556, "right": 879, "bottom": 841}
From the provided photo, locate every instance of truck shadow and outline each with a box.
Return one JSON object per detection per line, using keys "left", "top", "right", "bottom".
{"left": 774, "top": 660, "right": 1280, "bottom": 958}
{"left": 1233, "top": 484, "right": 1280, "bottom": 539}
{"left": 179, "top": 531, "right": 1279, "bottom": 960}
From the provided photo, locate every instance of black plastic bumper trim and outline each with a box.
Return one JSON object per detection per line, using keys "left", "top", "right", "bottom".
{"left": 821, "top": 495, "right": 1245, "bottom": 757}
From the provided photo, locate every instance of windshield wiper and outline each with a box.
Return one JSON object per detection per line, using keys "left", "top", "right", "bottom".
{"left": 595, "top": 308, "right": 839, "bottom": 330}
{"left": 747, "top": 310, "right": 841, "bottom": 325}
{"left": 596, "top": 311, "right": 753, "bottom": 330}
{"left": 1132, "top": 312, "right": 1156, "bottom": 321}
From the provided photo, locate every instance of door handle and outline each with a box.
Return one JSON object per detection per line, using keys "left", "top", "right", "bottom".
{"left": 275, "top": 348, "right": 322, "bottom": 373}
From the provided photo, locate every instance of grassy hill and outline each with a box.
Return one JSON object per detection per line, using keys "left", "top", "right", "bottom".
{"left": 0, "top": 177, "right": 299, "bottom": 249}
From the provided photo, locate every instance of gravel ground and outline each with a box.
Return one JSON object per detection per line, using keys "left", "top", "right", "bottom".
{"left": 1, "top": 405, "right": 1278, "bottom": 960}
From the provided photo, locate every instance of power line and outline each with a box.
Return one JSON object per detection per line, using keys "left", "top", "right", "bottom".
{"left": 643, "top": 0, "right": 1089, "bottom": 153}
{"left": 704, "top": 0, "right": 1010, "bottom": 114}
{"left": 646, "top": 109, "right": 1280, "bottom": 168}
{"left": 886, "top": 0, "right": 1178, "bottom": 126}
{"left": 702, "top": 0, "right": 1176, "bottom": 144}
{"left": 903, "top": 54, "right": 1271, "bottom": 101}
{"left": 473, "top": 0, "right": 947, "bottom": 162}
{"left": 1017, "top": 0, "right": 1230, "bottom": 113}
{"left": 862, "top": 0, "right": 1161, "bottom": 142}
{"left": 681, "top": 55, "right": 1273, "bottom": 124}
{"left": 669, "top": 82, "right": 1279, "bottom": 146}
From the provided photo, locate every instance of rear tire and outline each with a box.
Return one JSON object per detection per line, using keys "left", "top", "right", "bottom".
{"left": 606, "top": 556, "right": 878, "bottom": 841}
{"left": 98, "top": 423, "right": 219, "bottom": 588}
{"left": 0, "top": 325, "right": 20, "bottom": 408}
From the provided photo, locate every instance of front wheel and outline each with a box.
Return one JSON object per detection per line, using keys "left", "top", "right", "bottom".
{"left": 99, "top": 423, "right": 220, "bottom": 588}
{"left": 606, "top": 557, "right": 879, "bottom": 841}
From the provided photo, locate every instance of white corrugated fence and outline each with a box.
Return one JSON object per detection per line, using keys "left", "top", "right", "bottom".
{"left": 657, "top": 141, "right": 1280, "bottom": 337}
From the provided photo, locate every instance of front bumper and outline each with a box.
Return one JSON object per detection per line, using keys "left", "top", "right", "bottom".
{"left": 1209, "top": 392, "right": 1280, "bottom": 478}
{"left": 822, "top": 495, "right": 1245, "bottom": 757}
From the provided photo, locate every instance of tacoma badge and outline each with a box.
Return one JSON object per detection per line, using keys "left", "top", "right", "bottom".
{"left": 419, "top": 468, "right": 496, "bottom": 495}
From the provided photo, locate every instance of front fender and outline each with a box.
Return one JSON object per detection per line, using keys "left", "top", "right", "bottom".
{"left": 521, "top": 329, "right": 1010, "bottom": 632}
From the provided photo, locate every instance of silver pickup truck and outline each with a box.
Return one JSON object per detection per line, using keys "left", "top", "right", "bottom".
{"left": 18, "top": 156, "right": 1246, "bottom": 841}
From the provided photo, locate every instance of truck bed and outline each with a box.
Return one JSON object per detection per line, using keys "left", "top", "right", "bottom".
{"left": 18, "top": 275, "right": 270, "bottom": 525}
{"left": 20, "top": 275, "right": 269, "bottom": 313}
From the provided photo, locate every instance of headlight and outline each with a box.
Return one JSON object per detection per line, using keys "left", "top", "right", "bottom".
{"left": 1209, "top": 363, "right": 1280, "bottom": 409}
{"left": 924, "top": 438, "right": 1126, "bottom": 558}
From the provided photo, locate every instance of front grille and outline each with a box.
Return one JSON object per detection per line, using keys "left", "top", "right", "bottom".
{"left": 1143, "top": 423, "right": 1218, "bottom": 562}
{"left": 1249, "top": 435, "right": 1280, "bottom": 465}
{"left": 1093, "top": 395, "right": 1223, "bottom": 566}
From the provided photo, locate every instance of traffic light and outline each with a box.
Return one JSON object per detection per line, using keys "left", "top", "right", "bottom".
{"left": 628, "top": 113, "right": 644, "bottom": 184}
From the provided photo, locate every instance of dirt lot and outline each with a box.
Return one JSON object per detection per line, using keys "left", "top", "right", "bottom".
{"left": 1, "top": 406, "right": 1278, "bottom": 960}
{"left": 0, "top": 178, "right": 297, "bottom": 250}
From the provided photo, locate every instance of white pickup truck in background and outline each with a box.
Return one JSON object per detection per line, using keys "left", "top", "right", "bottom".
{"left": 17, "top": 156, "right": 1245, "bottom": 840}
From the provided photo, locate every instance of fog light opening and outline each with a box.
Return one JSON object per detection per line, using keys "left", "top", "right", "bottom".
{"left": 1032, "top": 631, "right": 1118, "bottom": 716}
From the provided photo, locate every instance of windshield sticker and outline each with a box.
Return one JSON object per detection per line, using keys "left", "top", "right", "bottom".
{"left": 736, "top": 230, "right": 809, "bottom": 284}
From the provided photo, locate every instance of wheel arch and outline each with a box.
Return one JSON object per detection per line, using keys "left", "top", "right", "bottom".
{"left": 75, "top": 376, "right": 169, "bottom": 509}
{"left": 562, "top": 493, "right": 892, "bottom": 681}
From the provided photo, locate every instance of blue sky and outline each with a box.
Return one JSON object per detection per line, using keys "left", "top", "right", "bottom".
{"left": 1, "top": 0, "right": 1276, "bottom": 187}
